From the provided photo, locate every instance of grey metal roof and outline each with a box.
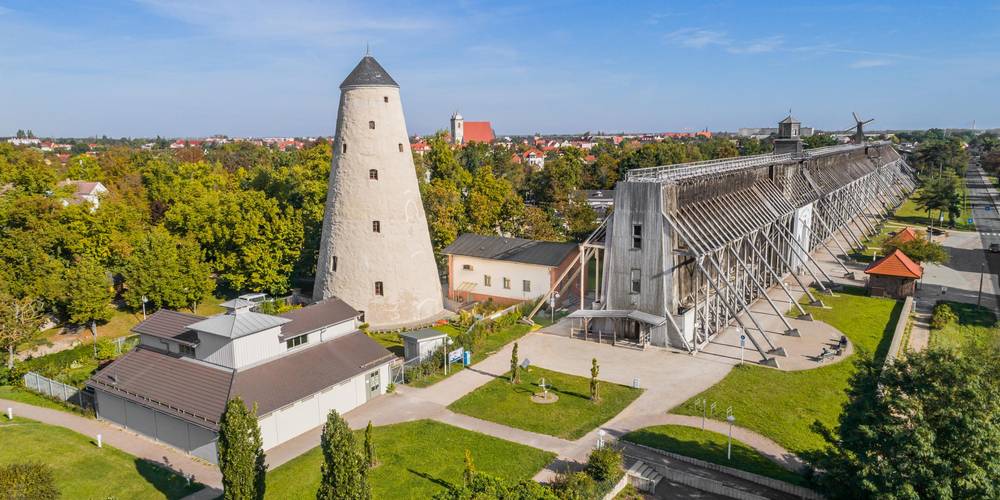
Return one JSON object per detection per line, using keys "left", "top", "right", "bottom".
{"left": 187, "top": 311, "right": 290, "bottom": 339}
{"left": 231, "top": 331, "right": 395, "bottom": 415}
{"left": 131, "top": 309, "right": 206, "bottom": 346}
{"left": 278, "top": 297, "right": 359, "bottom": 340}
{"left": 340, "top": 56, "right": 399, "bottom": 89}
{"left": 220, "top": 298, "right": 256, "bottom": 310}
{"left": 399, "top": 328, "right": 449, "bottom": 341}
{"left": 567, "top": 309, "right": 667, "bottom": 326}
{"left": 442, "top": 233, "right": 578, "bottom": 267}
{"left": 87, "top": 346, "right": 234, "bottom": 430}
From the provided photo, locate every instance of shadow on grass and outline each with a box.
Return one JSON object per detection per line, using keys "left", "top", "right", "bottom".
{"left": 134, "top": 458, "right": 205, "bottom": 500}
{"left": 941, "top": 301, "right": 998, "bottom": 328}
{"left": 408, "top": 468, "right": 455, "bottom": 489}
{"left": 523, "top": 380, "right": 591, "bottom": 402}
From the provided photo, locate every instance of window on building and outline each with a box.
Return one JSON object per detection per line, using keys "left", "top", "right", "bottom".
{"left": 330, "top": 256, "right": 337, "bottom": 272}
{"left": 462, "top": 264, "right": 473, "bottom": 271}
{"left": 286, "top": 334, "right": 309, "bottom": 349}
{"left": 383, "top": 96, "right": 389, "bottom": 103}
{"left": 630, "top": 269, "right": 641, "bottom": 294}
{"left": 180, "top": 344, "right": 196, "bottom": 357}
{"left": 369, "top": 169, "right": 378, "bottom": 180}
{"left": 372, "top": 220, "right": 381, "bottom": 233}
{"left": 484, "top": 275, "right": 492, "bottom": 287}
{"left": 503, "top": 277, "right": 511, "bottom": 289}
{"left": 398, "top": 143, "right": 404, "bottom": 152}
{"left": 369, "top": 120, "right": 376, "bottom": 129}
{"left": 358, "top": 311, "right": 365, "bottom": 322}
{"left": 342, "top": 143, "right": 347, "bottom": 153}
{"left": 632, "top": 224, "right": 642, "bottom": 249}
{"left": 375, "top": 281, "right": 384, "bottom": 296}
{"left": 522, "top": 280, "right": 531, "bottom": 292}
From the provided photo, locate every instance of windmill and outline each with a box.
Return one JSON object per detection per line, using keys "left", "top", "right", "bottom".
{"left": 843, "top": 112, "right": 874, "bottom": 144}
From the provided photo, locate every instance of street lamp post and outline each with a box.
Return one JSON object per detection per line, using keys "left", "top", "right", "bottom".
{"left": 141, "top": 295, "right": 148, "bottom": 320}
{"left": 978, "top": 263, "right": 985, "bottom": 306}
{"left": 726, "top": 407, "right": 735, "bottom": 461}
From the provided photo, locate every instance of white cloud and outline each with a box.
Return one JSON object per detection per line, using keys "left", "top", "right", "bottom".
{"left": 665, "top": 28, "right": 729, "bottom": 49}
{"left": 850, "top": 59, "right": 892, "bottom": 69}
{"left": 728, "top": 36, "right": 783, "bottom": 54}
{"left": 0, "top": 6, "right": 11, "bottom": 15}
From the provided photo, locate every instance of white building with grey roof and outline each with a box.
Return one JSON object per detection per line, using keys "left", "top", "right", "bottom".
{"left": 87, "top": 297, "right": 395, "bottom": 464}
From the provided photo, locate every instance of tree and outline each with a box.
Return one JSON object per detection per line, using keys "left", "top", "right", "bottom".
{"left": 882, "top": 238, "right": 949, "bottom": 265}
{"left": 217, "top": 397, "right": 267, "bottom": 500}
{"left": 62, "top": 256, "right": 113, "bottom": 354}
{"left": 590, "top": 358, "right": 600, "bottom": 402}
{"left": 421, "top": 178, "right": 465, "bottom": 256}
{"left": 803, "top": 134, "right": 839, "bottom": 149}
{"left": 0, "top": 462, "right": 59, "bottom": 500}
{"left": 913, "top": 173, "right": 962, "bottom": 226}
{"left": 121, "top": 227, "right": 215, "bottom": 312}
{"left": 426, "top": 135, "right": 471, "bottom": 188}
{"left": 0, "top": 294, "right": 46, "bottom": 369}
{"left": 510, "top": 342, "right": 520, "bottom": 384}
{"left": 463, "top": 449, "right": 475, "bottom": 487}
{"left": 364, "top": 420, "right": 377, "bottom": 468}
{"left": 982, "top": 150, "right": 1000, "bottom": 176}
{"left": 815, "top": 350, "right": 1000, "bottom": 499}
{"left": 466, "top": 168, "right": 523, "bottom": 236}
{"left": 317, "top": 410, "right": 370, "bottom": 500}
{"left": 67, "top": 154, "right": 103, "bottom": 181}
{"left": 585, "top": 446, "right": 623, "bottom": 483}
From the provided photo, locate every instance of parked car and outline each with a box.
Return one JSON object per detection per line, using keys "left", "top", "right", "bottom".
{"left": 989, "top": 243, "right": 1000, "bottom": 253}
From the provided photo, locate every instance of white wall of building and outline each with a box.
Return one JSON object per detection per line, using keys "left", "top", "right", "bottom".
{"left": 257, "top": 362, "right": 390, "bottom": 450}
{"left": 197, "top": 333, "right": 235, "bottom": 368}
{"left": 791, "top": 203, "right": 814, "bottom": 274}
{"left": 231, "top": 326, "right": 283, "bottom": 369}
{"left": 451, "top": 255, "right": 551, "bottom": 302}
{"left": 318, "top": 318, "right": 357, "bottom": 342}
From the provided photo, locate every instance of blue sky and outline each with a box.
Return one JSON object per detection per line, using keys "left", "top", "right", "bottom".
{"left": 2, "top": 1, "right": 999, "bottom": 137}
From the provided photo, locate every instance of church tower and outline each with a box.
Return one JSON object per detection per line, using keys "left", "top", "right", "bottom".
{"left": 314, "top": 55, "right": 444, "bottom": 328}
{"left": 450, "top": 112, "right": 464, "bottom": 145}
{"left": 773, "top": 114, "right": 803, "bottom": 155}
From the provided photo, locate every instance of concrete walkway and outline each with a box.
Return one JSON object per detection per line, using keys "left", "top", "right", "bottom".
{"left": 0, "top": 398, "right": 223, "bottom": 493}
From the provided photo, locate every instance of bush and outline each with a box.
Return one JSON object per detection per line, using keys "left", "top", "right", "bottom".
{"left": 551, "top": 471, "right": 598, "bottom": 500}
{"left": 931, "top": 303, "right": 957, "bottom": 330}
{"left": 0, "top": 363, "right": 28, "bottom": 386}
{"left": 0, "top": 462, "right": 59, "bottom": 500}
{"left": 95, "top": 339, "right": 117, "bottom": 361}
{"left": 585, "top": 446, "right": 623, "bottom": 483}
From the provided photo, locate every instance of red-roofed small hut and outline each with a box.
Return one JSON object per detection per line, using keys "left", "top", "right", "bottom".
{"left": 864, "top": 249, "right": 923, "bottom": 298}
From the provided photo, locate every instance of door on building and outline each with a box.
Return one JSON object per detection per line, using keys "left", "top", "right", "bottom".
{"left": 365, "top": 370, "right": 381, "bottom": 401}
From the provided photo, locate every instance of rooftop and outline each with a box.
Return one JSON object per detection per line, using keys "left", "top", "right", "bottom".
{"left": 399, "top": 328, "right": 449, "bottom": 341}
{"left": 865, "top": 249, "right": 923, "bottom": 279}
{"left": 340, "top": 55, "right": 399, "bottom": 89}
{"left": 187, "top": 310, "right": 290, "bottom": 339}
{"left": 277, "top": 297, "right": 359, "bottom": 340}
{"left": 442, "top": 233, "right": 578, "bottom": 267}
{"left": 131, "top": 309, "right": 205, "bottom": 346}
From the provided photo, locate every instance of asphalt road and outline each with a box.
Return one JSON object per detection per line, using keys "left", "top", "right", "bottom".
{"left": 968, "top": 163, "right": 1000, "bottom": 285}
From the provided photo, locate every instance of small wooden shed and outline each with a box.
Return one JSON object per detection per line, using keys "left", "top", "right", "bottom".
{"left": 864, "top": 249, "right": 923, "bottom": 299}
{"left": 399, "top": 328, "right": 449, "bottom": 362}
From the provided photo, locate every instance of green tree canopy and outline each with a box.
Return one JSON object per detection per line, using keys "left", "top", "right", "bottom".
{"left": 913, "top": 173, "right": 962, "bottom": 225}
{"left": 217, "top": 397, "right": 267, "bottom": 500}
{"left": 317, "top": 410, "right": 370, "bottom": 500}
{"left": 122, "top": 227, "right": 215, "bottom": 312}
{"left": 61, "top": 256, "right": 113, "bottom": 327}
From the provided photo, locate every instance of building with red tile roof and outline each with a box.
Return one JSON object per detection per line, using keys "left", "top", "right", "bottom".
{"left": 889, "top": 227, "right": 919, "bottom": 245}
{"left": 449, "top": 112, "right": 494, "bottom": 145}
{"left": 864, "top": 248, "right": 922, "bottom": 298}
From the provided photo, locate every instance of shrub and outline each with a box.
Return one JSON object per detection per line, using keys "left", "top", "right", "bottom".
{"left": 585, "top": 446, "right": 623, "bottom": 483}
{"left": 551, "top": 471, "right": 598, "bottom": 500}
{"left": 95, "top": 339, "right": 118, "bottom": 361}
{"left": 931, "top": 303, "right": 957, "bottom": 330}
{"left": 0, "top": 363, "right": 28, "bottom": 386}
{"left": 0, "top": 462, "right": 59, "bottom": 500}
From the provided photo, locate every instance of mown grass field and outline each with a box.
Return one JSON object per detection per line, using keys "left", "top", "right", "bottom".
{"left": 0, "top": 417, "right": 203, "bottom": 499}
{"left": 622, "top": 424, "right": 806, "bottom": 485}
{"left": 929, "top": 301, "right": 999, "bottom": 352}
{"left": 891, "top": 181, "right": 974, "bottom": 231}
{"left": 672, "top": 286, "right": 901, "bottom": 456}
{"left": 265, "top": 420, "right": 554, "bottom": 499}
{"left": 448, "top": 366, "right": 642, "bottom": 440}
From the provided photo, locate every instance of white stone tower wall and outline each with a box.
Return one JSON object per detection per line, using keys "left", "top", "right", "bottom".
{"left": 314, "top": 84, "right": 444, "bottom": 328}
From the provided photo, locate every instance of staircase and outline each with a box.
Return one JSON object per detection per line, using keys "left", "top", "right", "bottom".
{"left": 625, "top": 459, "right": 664, "bottom": 493}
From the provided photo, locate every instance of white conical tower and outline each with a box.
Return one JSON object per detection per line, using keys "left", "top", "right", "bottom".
{"left": 314, "top": 55, "right": 444, "bottom": 328}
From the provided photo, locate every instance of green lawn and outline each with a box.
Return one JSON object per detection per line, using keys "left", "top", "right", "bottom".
{"left": 673, "top": 286, "right": 901, "bottom": 457}
{"left": 265, "top": 420, "right": 554, "bottom": 499}
{"left": 448, "top": 366, "right": 643, "bottom": 440}
{"left": 0, "top": 385, "right": 94, "bottom": 416}
{"left": 930, "top": 301, "right": 999, "bottom": 352}
{"left": 622, "top": 424, "right": 806, "bottom": 486}
{"left": 892, "top": 181, "right": 975, "bottom": 231}
{"left": 408, "top": 323, "right": 534, "bottom": 388}
{"left": 0, "top": 417, "right": 203, "bottom": 499}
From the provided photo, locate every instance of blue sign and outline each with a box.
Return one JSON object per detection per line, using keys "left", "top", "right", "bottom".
{"left": 739, "top": 334, "right": 746, "bottom": 347}
{"left": 968, "top": 218, "right": 974, "bottom": 224}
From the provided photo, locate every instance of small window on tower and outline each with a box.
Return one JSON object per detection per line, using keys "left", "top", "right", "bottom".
{"left": 630, "top": 269, "right": 641, "bottom": 294}
{"left": 374, "top": 281, "right": 384, "bottom": 296}
{"left": 383, "top": 96, "right": 389, "bottom": 103}
{"left": 632, "top": 224, "right": 643, "bottom": 249}
{"left": 369, "top": 121, "right": 376, "bottom": 129}
{"left": 331, "top": 256, "right": 337, "bottom": 272}
{"left": 398, "top": 143, "right": 404, "bottom": 152}
{"left": 372, "top": 220, "right": 381, "bottom": 233}
{"left": 342, "top": 143, "right": 347, "bottom": 153}
{"left": 369, "top": 169, "right": 378, "bottom": 180}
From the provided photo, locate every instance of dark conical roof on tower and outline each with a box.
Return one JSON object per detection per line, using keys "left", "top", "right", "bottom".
{"left": 340, "top": 55, "right": 399, "bottom": 89}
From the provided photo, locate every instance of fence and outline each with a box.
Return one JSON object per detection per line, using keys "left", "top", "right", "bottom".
{"left": 22, "top": 371, "right": 94, "bottom": 409}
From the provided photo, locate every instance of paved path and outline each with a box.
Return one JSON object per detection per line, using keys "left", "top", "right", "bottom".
{"left": 0, "top": 398, "right": 223, "bottom": 493}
